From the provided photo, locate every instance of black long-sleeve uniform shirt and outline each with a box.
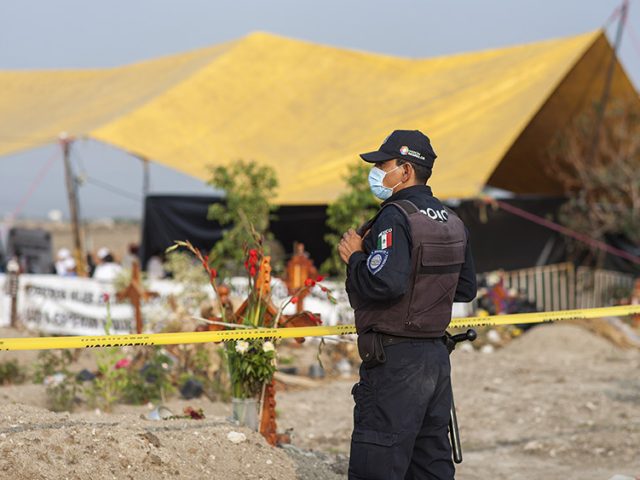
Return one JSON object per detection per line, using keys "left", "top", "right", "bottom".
{"left": 346, "top": 185, "right": 477, "bottom": 304}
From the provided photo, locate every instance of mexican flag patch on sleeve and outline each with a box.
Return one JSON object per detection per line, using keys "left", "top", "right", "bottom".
{"left": 377, "top": 228, "right": 393, "bottom": 249}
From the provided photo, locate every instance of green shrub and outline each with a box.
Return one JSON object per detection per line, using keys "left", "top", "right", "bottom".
{"left": 0, "top": 359, "right": 26, "bottom": 385}
{"left": 46, "top": 381, "right": 81, "bottom": 412}
{"left": 121, "top": 348, "right": 175, "bottom": 404}
{"left": 86, "top": 348, "right": 127, "bottom": 412}
{"left": 207, "top": 160, "right": 279, "bottom": 276}
{"left": 32, "top": 350, "right": 74, "bottom": 384}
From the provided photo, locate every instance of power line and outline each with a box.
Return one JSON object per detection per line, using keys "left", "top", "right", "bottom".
{"left": 83, "top": 176, "right": 142, "bottom": 203}
{"left": 626, "top": 22, "right": 640, "bottom": 59}
{"left": 487, "top": 198, "right": 640, "bottom": 266}
{"left": 9, "top": 147, "right": 59, "bottom": 219}
{"left": 70, "top": 141, "right": 142, "bottom": 203}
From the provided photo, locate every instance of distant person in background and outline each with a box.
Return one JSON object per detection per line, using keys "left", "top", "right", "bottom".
{"left": 62, "top": 256, "right": 77, "bottom": 277}
{"left": 86, "top": 252, "right": 96, "bottom": 277}
{"left": 146, "top": 254, "right": 165, "bottom": 280}
{"left": 122, "top": 243, "right": 140, "bottom": 270}
{"left": 0, "top": 245, "right": 5, "bottom": 273}
{"left": 11, "top": 248, "right": 28, "bottom": 273}
{"left": 93, "top": 247, "right": 123, "bottom": 282}
{"left": 55, "top": 248, "right": 72, "bottom": 276}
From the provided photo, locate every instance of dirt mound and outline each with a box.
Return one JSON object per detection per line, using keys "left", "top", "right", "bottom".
{"left": 0, "top": 403, "right": 297, "bottom": 480}
{"left": 500, "top": 323, "right": 618, "bottom": 361}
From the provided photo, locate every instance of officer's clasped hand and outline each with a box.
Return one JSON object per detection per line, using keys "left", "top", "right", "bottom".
{"left": 338, "top": 228, "right": 363, "bottom": 264}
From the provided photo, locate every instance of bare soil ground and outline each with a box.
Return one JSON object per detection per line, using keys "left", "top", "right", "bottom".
{"left": 0, "top": 323, "right": 639, "bottom": 479}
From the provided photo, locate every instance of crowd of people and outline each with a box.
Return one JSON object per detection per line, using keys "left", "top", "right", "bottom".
{"left": 0, "top": 239, "right": 170, "bottom": 281}
{"left": 54, "top": 244, "right": 139, "bottom": 281}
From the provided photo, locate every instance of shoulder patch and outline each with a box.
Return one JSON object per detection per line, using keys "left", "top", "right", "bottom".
{"left": 367, "top": 249, "right": 389, "bottom": 275}
{"left": 376, "top": 228, "right": 393, "bottom": 249}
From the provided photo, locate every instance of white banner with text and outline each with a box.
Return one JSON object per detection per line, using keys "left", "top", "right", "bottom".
{"left": 4, "top": 274, "right": 472, "bottom": 336}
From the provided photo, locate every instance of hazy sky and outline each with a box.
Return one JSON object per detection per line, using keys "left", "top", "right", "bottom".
{"left": 1, "top": 0, "right": 638, "bottom": 219}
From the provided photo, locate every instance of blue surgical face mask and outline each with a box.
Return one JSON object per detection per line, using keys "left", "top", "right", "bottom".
{"left": 368, "top": 166, "right": 401, "bottom": 200}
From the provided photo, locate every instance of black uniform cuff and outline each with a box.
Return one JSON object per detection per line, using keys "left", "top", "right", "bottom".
{"left": 348, "top": 251, "right": 367, "bottom": 269}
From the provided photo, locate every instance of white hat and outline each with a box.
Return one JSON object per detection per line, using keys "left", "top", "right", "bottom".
{"left": 97, "top": 247, "right": 111, "bottom": 260}
{"left": 57, "top": 248, "right": 71, "bottom": 260}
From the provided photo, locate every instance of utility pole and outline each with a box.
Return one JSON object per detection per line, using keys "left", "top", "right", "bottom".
{"left": 142, "top": 157, "right": 150, "bottom": 197}
{"left": 6, "top": 257, "right": 20, "bottom": 327}
{"left": 60, "top": 133, "right": 86, "bottom": 277}
{"left": 590, "top": 0, "right": 629, "bottom": 160}
{"left": 140, "top": 156, "right": 150, "bottom": 253}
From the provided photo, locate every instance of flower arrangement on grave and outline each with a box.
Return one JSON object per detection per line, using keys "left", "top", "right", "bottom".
{"left": 167, "top": 232, "right": 336, "bottom": 403}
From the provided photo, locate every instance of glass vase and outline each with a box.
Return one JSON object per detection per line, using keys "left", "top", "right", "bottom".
{"left": 231, "top": 397, "right": 259, "bottom": 431}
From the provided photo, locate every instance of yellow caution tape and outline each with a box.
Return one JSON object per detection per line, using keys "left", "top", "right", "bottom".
{"left": 449, "top": 304, "right": 640, "bottom": 328}
{"left": 1, "top": 305, "right": 639, "bottom": 351}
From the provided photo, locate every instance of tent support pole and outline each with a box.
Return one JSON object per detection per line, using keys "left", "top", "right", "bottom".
{"left": 590, "top": 0, "right": 629, "bottom": 159}
{"left": 60, "top": 134, "right": 86, "bottom": 276}
{"left": 142, "top": 157, "right": 150, "bottom": 196}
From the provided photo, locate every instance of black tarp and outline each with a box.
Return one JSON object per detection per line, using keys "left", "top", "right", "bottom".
{"left": 140, "top": 194, "right": 639, "bottom": 274}
{"left": 140, "top": 195, "right": 225, "bottom": 268}
{"left": 452, "top": 197, "right": 567, "bottom": 272}
{"left": 140, "top": 195, "right": 330, "bottom": 269}
{"left": 598, "top": 234, "right": 640, "bottom": 275}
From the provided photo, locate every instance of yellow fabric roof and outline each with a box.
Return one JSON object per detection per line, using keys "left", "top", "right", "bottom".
{"left": 0, "top": 30, "right": 637, "bottom": 203}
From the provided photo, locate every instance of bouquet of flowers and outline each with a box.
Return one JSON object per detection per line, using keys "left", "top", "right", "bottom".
{"left": 168, "top": 235, "right": 335, "bottom": 402}
{"left": 227, "top": 338, "right": 276, "bottom": 399}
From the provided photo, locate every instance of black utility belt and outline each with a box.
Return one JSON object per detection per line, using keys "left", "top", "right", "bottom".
{"left": 378, "top": 333, "right": 444, "bottom": 347}
{"left": 358, "top": 331, "right": 444, "bottom": 368}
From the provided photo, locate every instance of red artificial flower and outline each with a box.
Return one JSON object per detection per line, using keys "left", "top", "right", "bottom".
{"left": 320, "top": 286, "right": 328, "bottom": 292}
{"left": 115, "top": 358, "right": 131, "bottom": 369}
{"left": 249, "top": 249, "right": 258, "bottom": 257}
{"left": 316, "top": 275, "right": 325, "bottom": 282}
{"left": 209, "top": 269, "right": 218, "bottom": 281}
{"left": 184, "top": 406, "right": 205, "bottom": 420}
{"left": 291, "top": 296, "right": 298, "bottom": 304}
{"left": 304, "top": 278, "right": 316, "bottom": 287}
{"left": 246, "top": 253, "right": 258, "bottom": 271}
{"left": 249, "top": 266, "right": 257, "bottom": 277}
{"left": 102, "top": 293, "right": 110, "bottom": 302}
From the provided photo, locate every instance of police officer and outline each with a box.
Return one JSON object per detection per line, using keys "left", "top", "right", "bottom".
{"left": 338, "top": 130, "right": 476, "bottom": 480}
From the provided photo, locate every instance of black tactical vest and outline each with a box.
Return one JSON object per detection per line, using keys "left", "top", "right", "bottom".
{"left": 350, "top": 199, "right": 467, "bottom": 338}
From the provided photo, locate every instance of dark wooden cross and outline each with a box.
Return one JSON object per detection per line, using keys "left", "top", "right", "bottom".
{"left": 116, "top": 259, "right": 158, "bottom": 334}
{"left": 284, "top": 242, "right": 318, "bottom": 313}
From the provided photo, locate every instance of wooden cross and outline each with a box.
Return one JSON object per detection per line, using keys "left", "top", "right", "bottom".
{"left": 284, "top": 242, "right": 318, "bottom": 313}
{"left": 232, "top": 255, "right": 321, "bottom": 445}
{"left": 116, "top": 259, "right": 158, "bottom": 334}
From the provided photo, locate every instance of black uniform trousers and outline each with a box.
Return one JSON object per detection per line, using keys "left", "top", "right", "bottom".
{"left": 348, "top": 339, "right": 454, "bottom": 480}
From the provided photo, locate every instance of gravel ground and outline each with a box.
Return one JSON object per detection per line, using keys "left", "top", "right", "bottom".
{"left": 0, "top": 322, "right": 639, "bottom": 479}
{"left": 276, "top": 323, "right": 640, "bottom": 480}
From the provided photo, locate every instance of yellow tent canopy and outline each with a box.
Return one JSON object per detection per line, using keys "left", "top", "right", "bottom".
{"left": 0, "top": 30, "right": 637, "bottom": 204}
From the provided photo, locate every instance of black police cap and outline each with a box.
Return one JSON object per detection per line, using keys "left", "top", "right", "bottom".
{"left": 360, "top": 130, "right": 437, "bottom": 168}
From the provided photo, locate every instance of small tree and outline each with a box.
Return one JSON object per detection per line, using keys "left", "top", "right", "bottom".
{"left": 547, "top": 100, "right": 640, "bottom": 264}
{"left": 208, "top": 160, "right": 278, "bottom": 275}
{"left": 322, "top": 163, "right": 379, "bottom": 276}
